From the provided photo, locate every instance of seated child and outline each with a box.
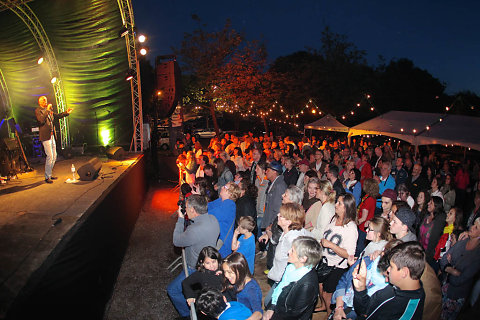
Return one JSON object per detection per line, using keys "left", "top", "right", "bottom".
{"left": 231, "top": 216, "right": 256, "bottom": 274}
{"left": 196, "top": 288, "right": 252, "bottom": 320}
{"left": 352, "top": 241, "right": 426, "bottom": 320}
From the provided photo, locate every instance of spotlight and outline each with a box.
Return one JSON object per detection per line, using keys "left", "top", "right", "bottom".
{"left": 119, "top": 26, "right": 129, "bottom": 37}
{"left": 125, "top": 69, "right": 135, "bottom": 81}
{"left": 138, "top": 34, "right": 146, "bottom": 43}
{"left": 37, "top": 57, "right": 44, "bottom": 64}
{"left": 50, "top": 77, "right": 57, "bottom": 84}
{"left": 139, "top": 48, "right": 147, "bottom": 55}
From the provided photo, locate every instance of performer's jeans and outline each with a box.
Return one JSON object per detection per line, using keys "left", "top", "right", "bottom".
{"left": 42, "top": 135, "right": 57, "bottom": 179}
{"left": 167, "top": 267, "right": 195, "bottom": 317}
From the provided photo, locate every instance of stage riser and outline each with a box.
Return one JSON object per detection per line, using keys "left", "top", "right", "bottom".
{"left": 6, "top": 156, "right": 147, "bottom": 320}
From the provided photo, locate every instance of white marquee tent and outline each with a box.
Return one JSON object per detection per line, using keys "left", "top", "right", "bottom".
{"left": 304, "top": 114, "right": 349, "bottom": 133}
{"left": 348, "top": 111, "right": 480, "bottom": 151}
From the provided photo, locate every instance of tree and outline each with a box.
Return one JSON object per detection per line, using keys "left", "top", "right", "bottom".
{"left": 173, "top": 18, "right": 273, "bottom": 135}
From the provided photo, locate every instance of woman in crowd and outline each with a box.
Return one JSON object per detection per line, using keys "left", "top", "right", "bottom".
{"left": 267, "top": 203, "right": 312, "bottom": 284}
{"left": 359, "top": 152, "right": 373, "bottom": 187}
{"left": 343, "top": 167, "right": 361, "bottom": 206}
{"left": 184, "top": 151, "right": 197, "bottom": 185}
{"left": 419, "top": 196, "right": 447, "bottom": 268}
{"left": 208, "top": 181, "right": 241, "bottom": 257}
{"left": 282, "top": 157, "right": 299, "bottom": 187}
{"left": 213, "top": 158, "right": 234, "bottom": 191}
{"left": 191, "top": 177, "right": 215, "bottom": 201}
{"left": 311, "top": 180, "right": 336, "bottom": 242}
{"left": 236, "top": 179, "right": 258, "bottom": 237}
{"left": 223, "top": 252, "right": 263, "bottom": 319}
{"left": 182, "top": 246, "right": 223, "bottom": 306}
{"left": 302, "top": 177, "right": 320, "bottom": 214}
{"left": 264, "top": 236, "right": 322, "bottom": 320}
{"left": 440, "top": 217, "right": 480, "bottom": 320}
{"left": 339, "top": 160, "right": 355, "bottom": 183}
{"left": 413, "top": 190, "right": 431, "bottom": 232}
{"left": 355, "top": 178, "right": 378, "bottom": 255}
{"left": 397, "top": 183, "right": 415, "bottom": 208}
{"left": 232, "top": 147, "right": 246, "bottom": 172}
{"left": 255, "top": 161, "right": 269, "bottom": 237}
{"left": 466, "top": 190, "right": 480, "bottom": 228}
{"left": 318, "top": 193, "right": 359, "bottom": 315}
{"left": 440, "top": 173, "right": 456, "bottom": 213}
{"left": 435, "top": 207, "right": 463, "bottom": 263}
{"left": 431, "top": 175, "right": 444, "bottom": 201}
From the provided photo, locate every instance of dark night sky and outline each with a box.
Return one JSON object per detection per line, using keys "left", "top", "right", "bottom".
{"left": 134, "top": 0, "right": 480, "bottom": 95}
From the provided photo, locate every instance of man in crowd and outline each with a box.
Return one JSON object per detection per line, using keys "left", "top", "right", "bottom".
{"left": 249, "top": 148, "right": 262, "bottom": 184}
{"left": 375, "top": 161, "right": 396, "bottom": 212}
{"left": 296, "top": 158, "right": 310, "bottom": 189}
{"left": 261, "top": 161, "right": 287, "bottom": 232}
{"left": 389, "top": 207, "right": 418, "bottom": 241}
{"left": 327, "top": 164, "right": 345, "bottom": 200}
{"left": 167, "top": 195, "right": 220, "bottom": 319}
{"left": 406, "top": 164, "right": 429, "bottom": 199}
{"left": 391, "top": 156, "right": 409, "bottom": 187}
{"left": 310, "top": 149, "right": 327, "bottom": 176}
{"left": 195, "top": 154, "right": 208, "bottom": 178}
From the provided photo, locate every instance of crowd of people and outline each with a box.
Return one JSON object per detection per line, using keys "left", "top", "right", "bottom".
{"left": 169, "top": 131, "right": 480, "bottom": 320}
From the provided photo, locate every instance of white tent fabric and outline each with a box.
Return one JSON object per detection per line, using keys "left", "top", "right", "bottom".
{"left": 348, "top": 111, "right": 480, "bottom": 151}
{"left": 304, "top": 114, "right": 349, "bottom": 133}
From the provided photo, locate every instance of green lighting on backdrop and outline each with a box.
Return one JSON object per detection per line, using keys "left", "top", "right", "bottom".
{"left": 101, "top": 129, "right": 111, "bottom": 146}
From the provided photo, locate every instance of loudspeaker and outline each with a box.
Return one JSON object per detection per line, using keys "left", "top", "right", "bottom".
{"left": 77, "top": 157, "right": 102, "bottom": 181}
{"left": 155, "top": 60, "right": 182, "bottom": 118}
{"left": 106, "top": 146, "right": 126, "bottom": 160}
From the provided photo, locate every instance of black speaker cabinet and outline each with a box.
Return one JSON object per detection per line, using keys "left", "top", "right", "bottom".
{"left": 106, "top": 146, "right": 126, "bottom": 160}
{"left": 77, "top": 157, "right": 102, "bottom": 181}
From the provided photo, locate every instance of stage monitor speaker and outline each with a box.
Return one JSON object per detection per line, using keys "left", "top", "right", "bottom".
{"left": 155, "top": 60, "right": 182, "bottom": 118}
{"left": 106, "top": 146, "right": 126, "bottom": 160}
{"left": 77, "top": 157, "right": 102, "bottom": 181}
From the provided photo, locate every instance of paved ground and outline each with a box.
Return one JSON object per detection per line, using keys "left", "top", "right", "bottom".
{"left": 105, "top": 181, "right": 327, "bottom": 320}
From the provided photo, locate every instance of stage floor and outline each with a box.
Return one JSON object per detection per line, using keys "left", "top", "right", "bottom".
{"left": 0, "top": 154, "right": 142, "bottom": 318}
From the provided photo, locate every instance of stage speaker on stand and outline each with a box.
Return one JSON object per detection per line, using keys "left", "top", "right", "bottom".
{"left": 106, "top": 146, "right": 126, "bottom": 160}
{"left": 77, "top": 157, "right": 102, "bottom": 181}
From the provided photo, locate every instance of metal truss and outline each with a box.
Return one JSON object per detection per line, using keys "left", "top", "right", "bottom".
{"left": 1, "top": 1, "right": 70, "bottom": 148}
{"left": 0, "top": 68, "right": 14, "bottom": 119}
{"left": 117, "top": 0, "right": 143, "bottom": 152}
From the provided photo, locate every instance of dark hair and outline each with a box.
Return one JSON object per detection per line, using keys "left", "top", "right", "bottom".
{"left": 303, "top": 149, "right": 312, "bottom": 161}
{"left": 213, "top": 158, "right": 226, "bottom": 176}
{"left": 180, "top": 183, "right": 192, "bottom": 196}
{"left": 234, "top": 147, "right": 243, "bottom": 157}
{"left": 186, "top": 194, "right": 208, "bottom": 215}
{"left": 256, "top": 161, "right": 268, "bottom": 172}
{"left": 196, "top": 246, "right": 222, "bottom": 271}
{"left": 389, "top": 241, "right": 426, "bottom": 280}
{"left": 238, "top": 178, "right": 258, "bottom": 198}
{"left": 430, "top": 196, "right": 444, "bottom": 217}
{"left": 329, "top": 164, "right": 339, "bottom": 178}
{"left": 305, "top": 169, "right": 318, "bottom": 179}
{"left": 378, "top": 239, "right": 404, "bottom": 273}
{"left": 351, "top": 168, "right": 361, "bottom": 181}
{"left": 201, "top": 155, "right": 209, "bottom": 164}
{"left": 196, "top": 288, "right": 226, "bottom": 318}
{"left": 337, "top": 193, "right": 357, "bottom": 225}
{"left": 223, "top": 252, "right": 252, "bottom": 291}
{"left": 450, "top": 207, "right": 464, "bottom": 232}
{"left": 225, "top": 160, "right": 236, "bottom": 176}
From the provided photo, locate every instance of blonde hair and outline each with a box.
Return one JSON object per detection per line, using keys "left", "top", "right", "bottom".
{"left": 318, "top": 179, "right": 336, "bottom": 204}
{"left": 279, "top": 203, "right": 305, "bottom": 230}
{"left": 225, "top": 182, "right": 241, "bottom": 201}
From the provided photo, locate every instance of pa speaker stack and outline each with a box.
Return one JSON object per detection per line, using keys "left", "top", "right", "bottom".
{"left": 77, "top": 157, "right": 102, "bottom": 181}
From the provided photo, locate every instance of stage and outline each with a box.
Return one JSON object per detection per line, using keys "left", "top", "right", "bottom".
{"left": 0, "top": 154, "right": 147, "bottom": 319}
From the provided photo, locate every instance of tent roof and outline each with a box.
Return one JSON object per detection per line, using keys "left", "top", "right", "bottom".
{"left": 304, "top": 114, "right": 349, "bottom": 133}
{"left": 348, "top": 111, "right": 480, "bottom": 151}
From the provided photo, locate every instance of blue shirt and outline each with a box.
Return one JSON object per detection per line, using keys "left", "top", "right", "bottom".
{"left": 208, "top": 198, "right": 236, "bottom": 257}
{"left": 219, "top": 301, "right": 252, "bottom": 320}
{"left": 376, "top": 175, "right": 396, "bottom": 208}
{"left": 237, "top": 234, "right": 255, "bottom": 274}
{"left": 237, "top": 279, "right": 263, "bottom": 314}
{"left": 272, "top": 264, "right": 312, "bottom": 305}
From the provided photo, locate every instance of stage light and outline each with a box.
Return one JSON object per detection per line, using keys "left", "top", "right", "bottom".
{"left": 138, "top": 34, "right": 146, "bottom": 43}
{"left": 37, "top": 57, "right": 44, "bottom": 64}
{"left": 139, "top": 48, "right": 147, "bottom": 55}
{"left": 157, "top": 90, "right": 163, "bottom": 96}
{"left": 125, "top": 69, "right": 135, "bottom": 81}
{"left": 101, "top": 129, "right": 111, "bottom": 146}
{"left": 50, "top": 77, "right": 57, "bottom": 84}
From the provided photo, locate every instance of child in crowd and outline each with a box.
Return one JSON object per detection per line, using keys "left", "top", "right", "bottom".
{"left": 352, "top": 241, "right": 426, "bottom": 319}
{"left": 182, "top": 246, "right": 223, "bottom": 307}
{"left": 231, "top": 216, "right": 256, "bottom": 274}
{"left": 196, "top": 288, "right": 252, "bottom": 320}
{"left": 222, "top": 252, "right": 263, "bottom": 319}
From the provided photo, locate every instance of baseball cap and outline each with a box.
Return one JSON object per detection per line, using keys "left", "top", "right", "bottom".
{"left": 297, "top": 158, "right": 310, "bottom": 166}
{"left": 395, "top": 207, "right": 416, "bottom": 232}
{"left": 268, "top": 161, "right": 283, "bottom": 173}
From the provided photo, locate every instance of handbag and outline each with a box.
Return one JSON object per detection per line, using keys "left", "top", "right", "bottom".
{"left": 315, "top": 256, "right": 346, "bottom": 283}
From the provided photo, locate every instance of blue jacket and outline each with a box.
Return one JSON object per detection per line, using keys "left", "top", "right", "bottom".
{"left": 208, "top": 198, "right": 236, "bottom": 257}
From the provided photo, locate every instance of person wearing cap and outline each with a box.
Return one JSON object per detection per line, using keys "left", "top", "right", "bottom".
{"left": 381, "top": 189, "right": 397, "bottom": 222}
{"left": 389, "top": 207, "right": 418, "bottom": 242}
{"left": 296, "top": 158, "right": 310, "bottom": 189}
{"left": 261, "top": 161, "right": 287, "bottom": 232}
{"left": 375, "top": 161, "right": 396, "bottom": 213}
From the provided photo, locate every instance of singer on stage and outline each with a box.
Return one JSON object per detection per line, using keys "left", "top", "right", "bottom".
{"left": 35, "top": 96, "right": 73, "bottom": 183}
